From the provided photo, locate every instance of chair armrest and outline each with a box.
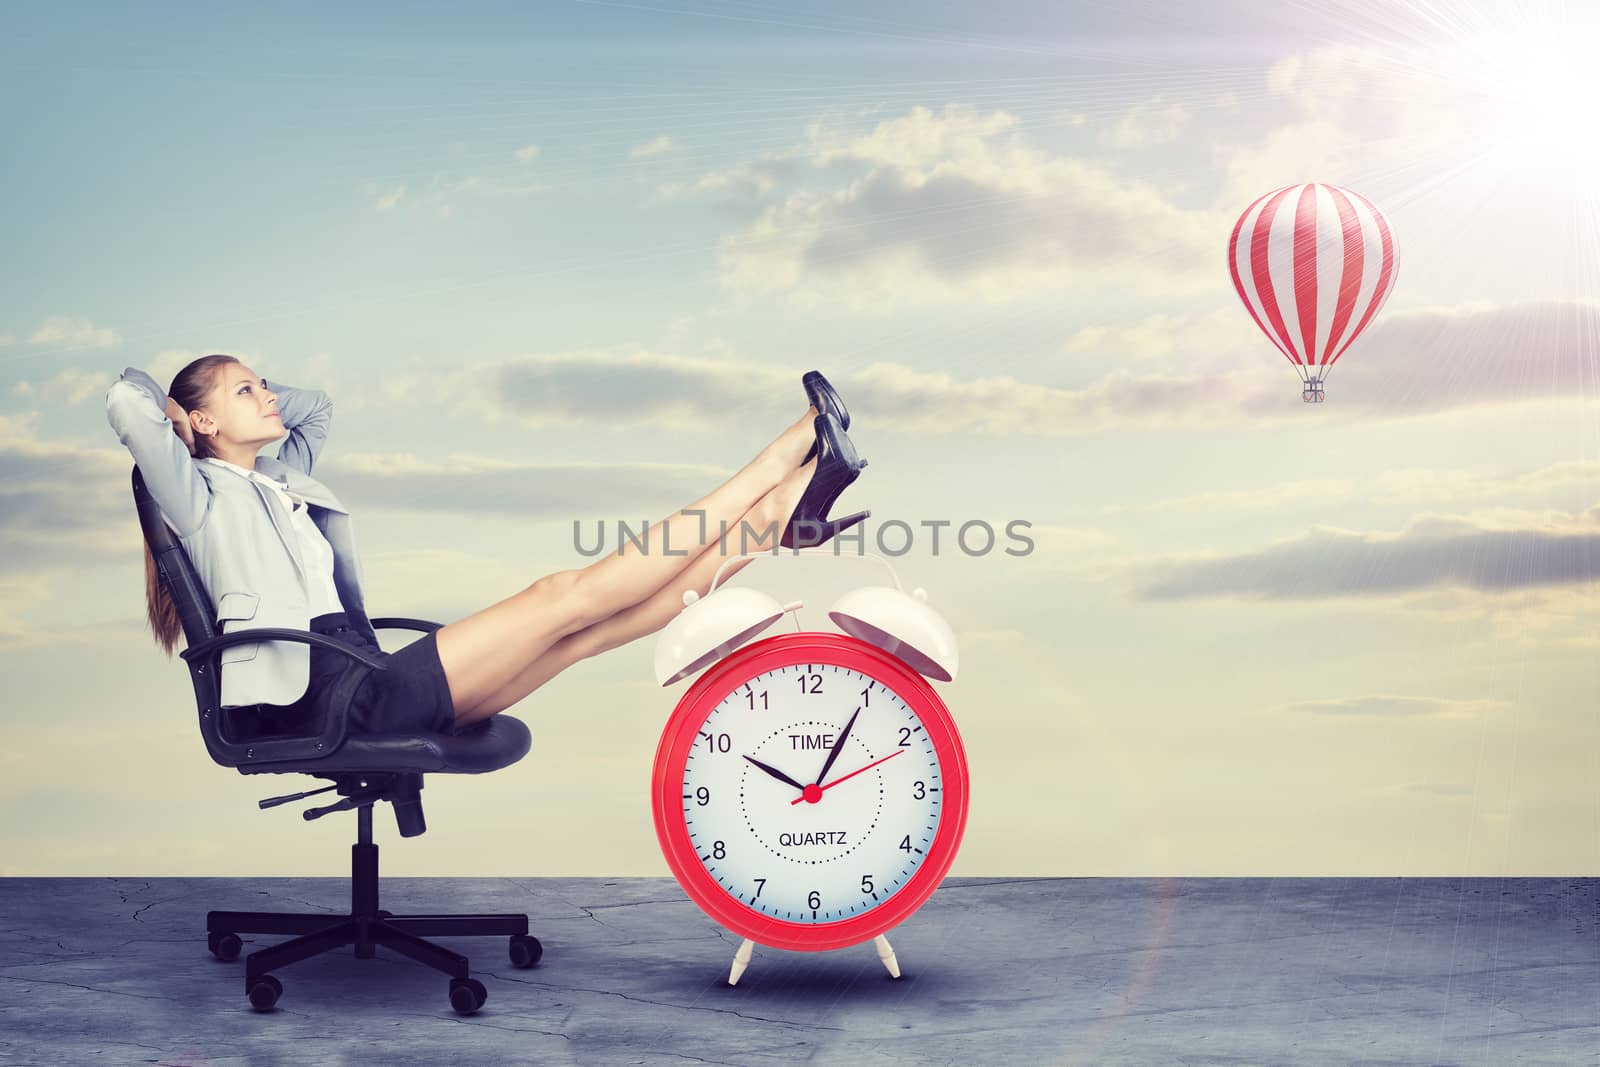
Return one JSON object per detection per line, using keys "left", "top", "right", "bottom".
{"left": 183, "top": 628, "right": 388, "bottom": 769}
{"left": 370, "top": 616, "right": 443, "bottom": 634}
{"left": 181, "top": 628, "right": 391, "bottom": 671}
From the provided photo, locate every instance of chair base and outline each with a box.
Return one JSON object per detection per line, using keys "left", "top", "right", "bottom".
{"left": 208, "top": 910, "right": 532, "bottom": 979}
{"left": 204, "top": 804, "right": 540, "bottom": 1014}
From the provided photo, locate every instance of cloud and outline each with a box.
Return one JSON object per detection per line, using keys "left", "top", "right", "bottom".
{"left": 0, "top": 571, "right": 71, "bottom": 646}
{"left": 848, "top": 360, "right": 1271, "bottom": 435}
{"left": 1064, "top": 307, "right": 1245, "bottom": 374}
{"left": 691, "top": 104, "right": 1217, "bottom": 308}
{"left": 1114, "top": 456, "right": 1600, "bottom": 524}
{"left": 27, "top": 317, "right": 120, "bottom": 350}
{"left": 12, "top": 368, "right": 113, "bottom": 406}
{"left": 455, "top": 348, "right": 1250, "bottom": 436}
{"left": 467, "top": 349, "right": 781, "bottom": 428}
{"left": 1369, "top": 461, "right": 1600, "bottom": 511}
{"left": 398, "top": 296, "right": 1600, "bottom": 442}
{"left": 630, "top": 135, "right": 676, "bottom": 159}
{"left": 0, "top": 419, "right": 142, "bottom": 574}
{"left": 1140, "top": 479, "right": 1354, "bottom": 514}
{"left": 1063, "top": 299, "right": 1600, "bottom": 421}
{"left": 1133, "top": 509, "right": 1600, "bottom": 602}
{"left": 1207, "top": 42, "right": 1491, "bottom": 212}
{"left": 1280, "top": 695, "right": 1503, "bottom": 721}
{"left": 1323, "top": 300, "right": 1600, "bottom": 414}
{"left": 0, "top": 410, "right": 753, "bottom": 594}
{"left": 323, "top": 452, "right": 729, "bottom": 520}
{"left": 514, "top": 143, "right": 541, "bottom": 162}
{"left": 1213, "top": 47, "right": 1381, "bottom": 203}
{"left": 369, "top": 173, "right": 547, "bottom": 218}
{"left": 654, "top": 155, "right": 799, "bottom": 216}
{"left": 1102, "top": 98, "right": 1191, "bottom": 149}
{"left": 133, "top": 348, "right": 265, "bottom": 392}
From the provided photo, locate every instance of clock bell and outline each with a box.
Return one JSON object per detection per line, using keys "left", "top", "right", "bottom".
{"left": 653, "top": 547, "right": 960, "bottom": 687}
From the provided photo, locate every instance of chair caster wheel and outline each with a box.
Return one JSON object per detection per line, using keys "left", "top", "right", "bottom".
{"left": 209, "top": 932, "right": 242, "bottom": 961}
{"left": 509, "top": 934, "right": 543, "bottom": 969}
{"left": 449, "top": 977, "right": 488, "bottom": 1015}
{"left": 247, "top": 974, "right": 283, "bottom": 1011}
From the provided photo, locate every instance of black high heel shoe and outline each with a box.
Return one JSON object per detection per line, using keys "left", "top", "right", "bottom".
{"left": 802, "top": 370, "right": 850, "bottom": 464}
{"left": 781, "top": 412, "right": 869, "bottom": 550}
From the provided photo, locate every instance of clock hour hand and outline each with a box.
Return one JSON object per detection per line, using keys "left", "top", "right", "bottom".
{"left": 743, "top": 754, "right": 806, "bottom": 793}
{"left": 815, "top": 706, "right": 861, "bottom": 786}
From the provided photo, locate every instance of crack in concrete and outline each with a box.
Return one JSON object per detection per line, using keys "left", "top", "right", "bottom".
{"left": 939, "top": 878, "right": 1054, "bottom": 891}
{"left": 0, "top": 954, "right": 119, "bottom": 971}
{"left": 479, "top": 970, "right": 845, "bottom": 1032}
{"left": 273, "top": 896, "right": 342, "bottom": 915}
{"left": 649, "top": 1052, "right": 748, "bottom": 1066}
{"left": 441, "top": 1016, "right": 572, "bottom": 1040}
{"left": 89, "top": 1038, "right": 170, "bottom": 1056}
{"left": 1475, "top": 1022, "right": 1600, "bottom": 1040}
{"left": 0, "top": 973, "right": 165, "bottom": 1002}
{"left": 107, "top": 878, "right": 154, "bottom": 906}
{"left": 580, "top": 898, "right": 692, "bottom": 911}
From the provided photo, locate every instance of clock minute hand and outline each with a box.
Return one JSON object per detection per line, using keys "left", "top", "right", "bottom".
{"left": 814, "top": 706, "right": 861, "bottom": 787}
{"left": 743, "top": 755, "right": 806, "bottom": 793}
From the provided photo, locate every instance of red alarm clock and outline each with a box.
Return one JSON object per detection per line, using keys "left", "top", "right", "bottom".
{"left": 651, "top": 550, "right": 968, "bottom": 984}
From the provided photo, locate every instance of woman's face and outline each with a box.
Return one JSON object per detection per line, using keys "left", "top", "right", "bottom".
{"left": 198, "top": 363, "right": 283, "bottom": 446}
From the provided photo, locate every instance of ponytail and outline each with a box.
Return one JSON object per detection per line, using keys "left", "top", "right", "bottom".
{"left": 138, "top": 354, "right": 238, "bottom": 655}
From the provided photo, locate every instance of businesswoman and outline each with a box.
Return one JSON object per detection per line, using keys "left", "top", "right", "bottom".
{"left": 107, "top": 355, "right": 868, "bottom": 736}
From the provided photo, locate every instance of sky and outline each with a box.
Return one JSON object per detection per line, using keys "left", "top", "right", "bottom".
{"left": 3, "top": 0, "right": 1600, "bottom": 877}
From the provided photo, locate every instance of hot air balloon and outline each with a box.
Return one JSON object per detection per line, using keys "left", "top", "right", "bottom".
{"left": 1228, "top": 183, "right": 1398, "bottom": 402}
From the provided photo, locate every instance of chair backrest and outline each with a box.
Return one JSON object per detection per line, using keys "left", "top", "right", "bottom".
{"left": 130, "top": 464, "right": 364, "bottom": 768}
{"left": 131, "top": 464, "right": 280, "bottom": 762}
{"left": 131, "top": 465, "right": 221, "bottom": 649}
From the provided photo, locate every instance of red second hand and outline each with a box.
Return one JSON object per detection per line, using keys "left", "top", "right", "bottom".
{"left": 791, "top": 750, "right": 906, "bottom": 805}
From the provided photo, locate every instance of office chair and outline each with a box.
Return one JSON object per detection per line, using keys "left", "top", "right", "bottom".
{"left": 131, "top": 466, "right": 542, "bottom": 1016}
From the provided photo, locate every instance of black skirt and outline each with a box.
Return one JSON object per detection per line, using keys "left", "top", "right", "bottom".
{"left": 287, "top": 612, "right": 458, "bottom": 736}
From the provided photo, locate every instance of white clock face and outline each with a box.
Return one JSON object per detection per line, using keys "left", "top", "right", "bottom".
{"left": 679, "top": 661, "right": 944, "bottom": 923}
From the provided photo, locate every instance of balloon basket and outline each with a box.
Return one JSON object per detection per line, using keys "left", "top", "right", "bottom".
{"left": 1301, "top": 380, "right": 1325, "bottom": 403}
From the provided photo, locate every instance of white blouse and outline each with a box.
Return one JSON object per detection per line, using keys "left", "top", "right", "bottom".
{"left": 203, "top": 457, "right": 345, "bottom": 619}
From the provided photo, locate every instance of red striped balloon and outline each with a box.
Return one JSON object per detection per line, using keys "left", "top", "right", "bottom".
{"left": 1228, "top": 183, "right": 1398, "bottom": 401}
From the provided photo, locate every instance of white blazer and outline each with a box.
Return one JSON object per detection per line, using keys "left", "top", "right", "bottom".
{"left": 107, "top": 366, "right": 379, "bottom": 709}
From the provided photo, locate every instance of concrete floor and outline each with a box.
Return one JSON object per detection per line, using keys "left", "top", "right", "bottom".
{"left": 0, "top": 876, "right": 1595, "bottom": 1066}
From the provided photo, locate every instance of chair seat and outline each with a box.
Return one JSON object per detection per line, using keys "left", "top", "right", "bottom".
{"left": 237, "top": 715, "right": 532, "bottom": 776}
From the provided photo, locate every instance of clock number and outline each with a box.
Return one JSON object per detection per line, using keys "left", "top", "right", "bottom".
{"left": 754, "top": 878, "right": 766, "bottom": 898}
{"left": 808, "top": 890, "right": 821, "bottom": 910}
{"left": 695, "top": 787, "right": 710, "bottom": 806}
{"left": 712, "top": 841, "right": 726, "bottom": 860}
{"left": 699, "top": 731, "right": 732, "bottom": 753}
{"left": 798, "top": 673, "right": 822, "bottom": 694}
{"left": 912, "top": 780, "right": 926, "bottom": 799}
{"left": 899, "top": 835, "right": 913, "bottom": 853}
{"left": 861, "top": 875, "right": 875, "bottom": 895}
{"left": 860, "top": 686, "right": 870, "bottom": 706}
{"left": 897, "top": 727, "right": 912, "bottom": 747}
{"left": 744, "top": 689, "right": 769, "bottom": 711}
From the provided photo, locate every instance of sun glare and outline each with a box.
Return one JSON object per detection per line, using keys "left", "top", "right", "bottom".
{"left": 1450, "top": 28, "right": 1600, "bottom": 171}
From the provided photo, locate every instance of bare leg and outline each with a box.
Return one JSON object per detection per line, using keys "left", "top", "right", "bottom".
{"left": 432, "top": 411, "right": 818, "bottom": 717}
{"left": 453, "top": 458, "right": 817, "bottom": 725}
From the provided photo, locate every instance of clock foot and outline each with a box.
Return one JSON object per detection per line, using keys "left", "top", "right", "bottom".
{"left": 874, "top": 934, "right": 901, "bottom": 979}
{"left": 728, "top": 938, "right": 756, "bottom": 986}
